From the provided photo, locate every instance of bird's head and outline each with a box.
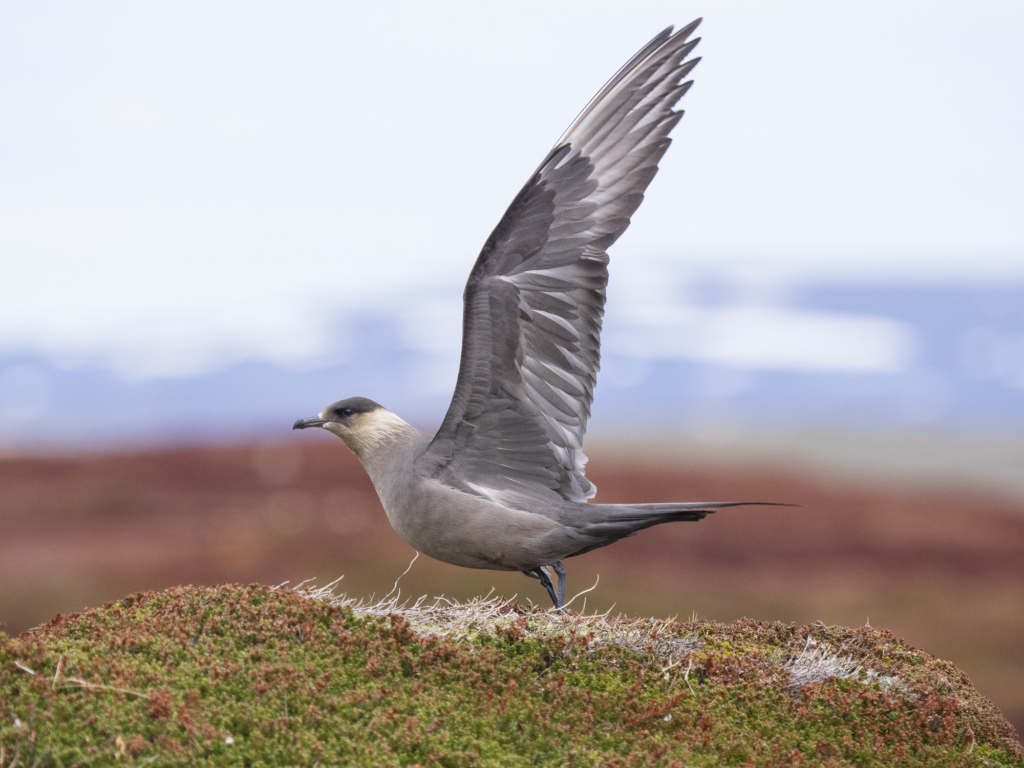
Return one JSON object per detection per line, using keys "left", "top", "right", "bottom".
{"left": 293, "top": 397, "right": 411, "bottom": 458}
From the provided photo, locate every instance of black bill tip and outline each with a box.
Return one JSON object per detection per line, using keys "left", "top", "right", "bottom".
{"left": 293, "top": 417, "right": 326, "bottom": 430}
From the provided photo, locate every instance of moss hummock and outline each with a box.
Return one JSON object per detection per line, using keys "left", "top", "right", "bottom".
{"left": 1, "top": 584, "right": 1021, "bottom": 766}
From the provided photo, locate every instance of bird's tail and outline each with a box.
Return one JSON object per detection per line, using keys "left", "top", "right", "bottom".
{"left": 572, "top": 501, "right": 792, "bottom": 539}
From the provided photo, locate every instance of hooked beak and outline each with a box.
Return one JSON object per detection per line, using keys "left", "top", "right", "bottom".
{"left": 293, "top": 417, "right": 327, "bottom": 430}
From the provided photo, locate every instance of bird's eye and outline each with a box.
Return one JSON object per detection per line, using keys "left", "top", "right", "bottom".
{"left": 342, "top": 408, "right": 354, "bottom": 417}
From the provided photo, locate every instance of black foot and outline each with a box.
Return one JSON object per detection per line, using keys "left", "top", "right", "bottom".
{"left": 522, "top": 564, "right": 566, "bottom": 614}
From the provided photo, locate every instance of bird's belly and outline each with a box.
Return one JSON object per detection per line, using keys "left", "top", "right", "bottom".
{"left": 382, "top": 480, "right": 563, "bottom": 572}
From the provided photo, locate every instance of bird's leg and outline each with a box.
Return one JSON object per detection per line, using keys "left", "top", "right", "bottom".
{"left": 552, "top": 561, "right": 566, "bottom": 609}
{"left": 521, "top": 567, "right": 562, "bottom": 613}
{"left": 521, "top": 568, "right": 541, "bottom": 581}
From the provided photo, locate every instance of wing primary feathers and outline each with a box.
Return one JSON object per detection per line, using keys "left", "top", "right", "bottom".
{"left": 418, "top": 22, "right": 703, "bottom": 506}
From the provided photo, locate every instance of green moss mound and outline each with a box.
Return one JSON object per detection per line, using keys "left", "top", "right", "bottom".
{"left": 1, "top": 584, "right": 1020, "bottom": 767}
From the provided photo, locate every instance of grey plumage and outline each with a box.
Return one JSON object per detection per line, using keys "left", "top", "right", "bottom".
{"left": 295, "top": 22, "right": 784, "bottom": 611}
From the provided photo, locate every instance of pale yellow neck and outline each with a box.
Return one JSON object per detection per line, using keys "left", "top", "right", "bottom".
{"left": 337, "top": 409, "right": 416, "bottom": 462}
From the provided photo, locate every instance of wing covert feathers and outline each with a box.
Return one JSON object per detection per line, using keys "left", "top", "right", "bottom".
{"left": 419, "top": 22, "right": 702, "bottom": 505}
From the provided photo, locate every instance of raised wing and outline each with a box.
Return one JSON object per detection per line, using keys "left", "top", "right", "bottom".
{"left": 417, "top": 22, "right": 702, "bottom": 505}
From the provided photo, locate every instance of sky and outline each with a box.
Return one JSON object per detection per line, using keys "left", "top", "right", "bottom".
{"left": 1, "top": 0, "right": 1022, "bottom": 382}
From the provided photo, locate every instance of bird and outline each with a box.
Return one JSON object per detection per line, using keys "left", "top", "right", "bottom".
{"left": 294, "top": 21, "right": 779, "bottom": 612}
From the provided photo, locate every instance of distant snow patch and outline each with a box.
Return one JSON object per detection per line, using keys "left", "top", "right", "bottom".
{"left": 607, "top": 305, "right": 915, "bottom": 374}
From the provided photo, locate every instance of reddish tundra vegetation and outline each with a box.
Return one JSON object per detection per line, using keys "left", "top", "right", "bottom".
{"left": 1, "top": 439, "right": 1022, "bottom": 741}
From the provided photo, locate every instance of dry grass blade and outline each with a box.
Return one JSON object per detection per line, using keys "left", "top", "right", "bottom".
{"left": 294, "top": 582, "right": 702, "bottom": 659}
{"left": 781, "top": 635, "right": 906, "bottom": 698}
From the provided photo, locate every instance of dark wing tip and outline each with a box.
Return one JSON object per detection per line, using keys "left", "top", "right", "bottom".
{"left": 677, "top": 18, "right": 702, "bottom": 39}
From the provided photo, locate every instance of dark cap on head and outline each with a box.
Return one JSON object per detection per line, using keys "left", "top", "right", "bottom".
{"left": 325, "top": 397, "right": 383, "bottom": 419}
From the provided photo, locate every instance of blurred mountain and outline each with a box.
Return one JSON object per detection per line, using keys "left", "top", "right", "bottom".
{"left": 1, "top": 279, "right": 1023, "bottom": 449}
